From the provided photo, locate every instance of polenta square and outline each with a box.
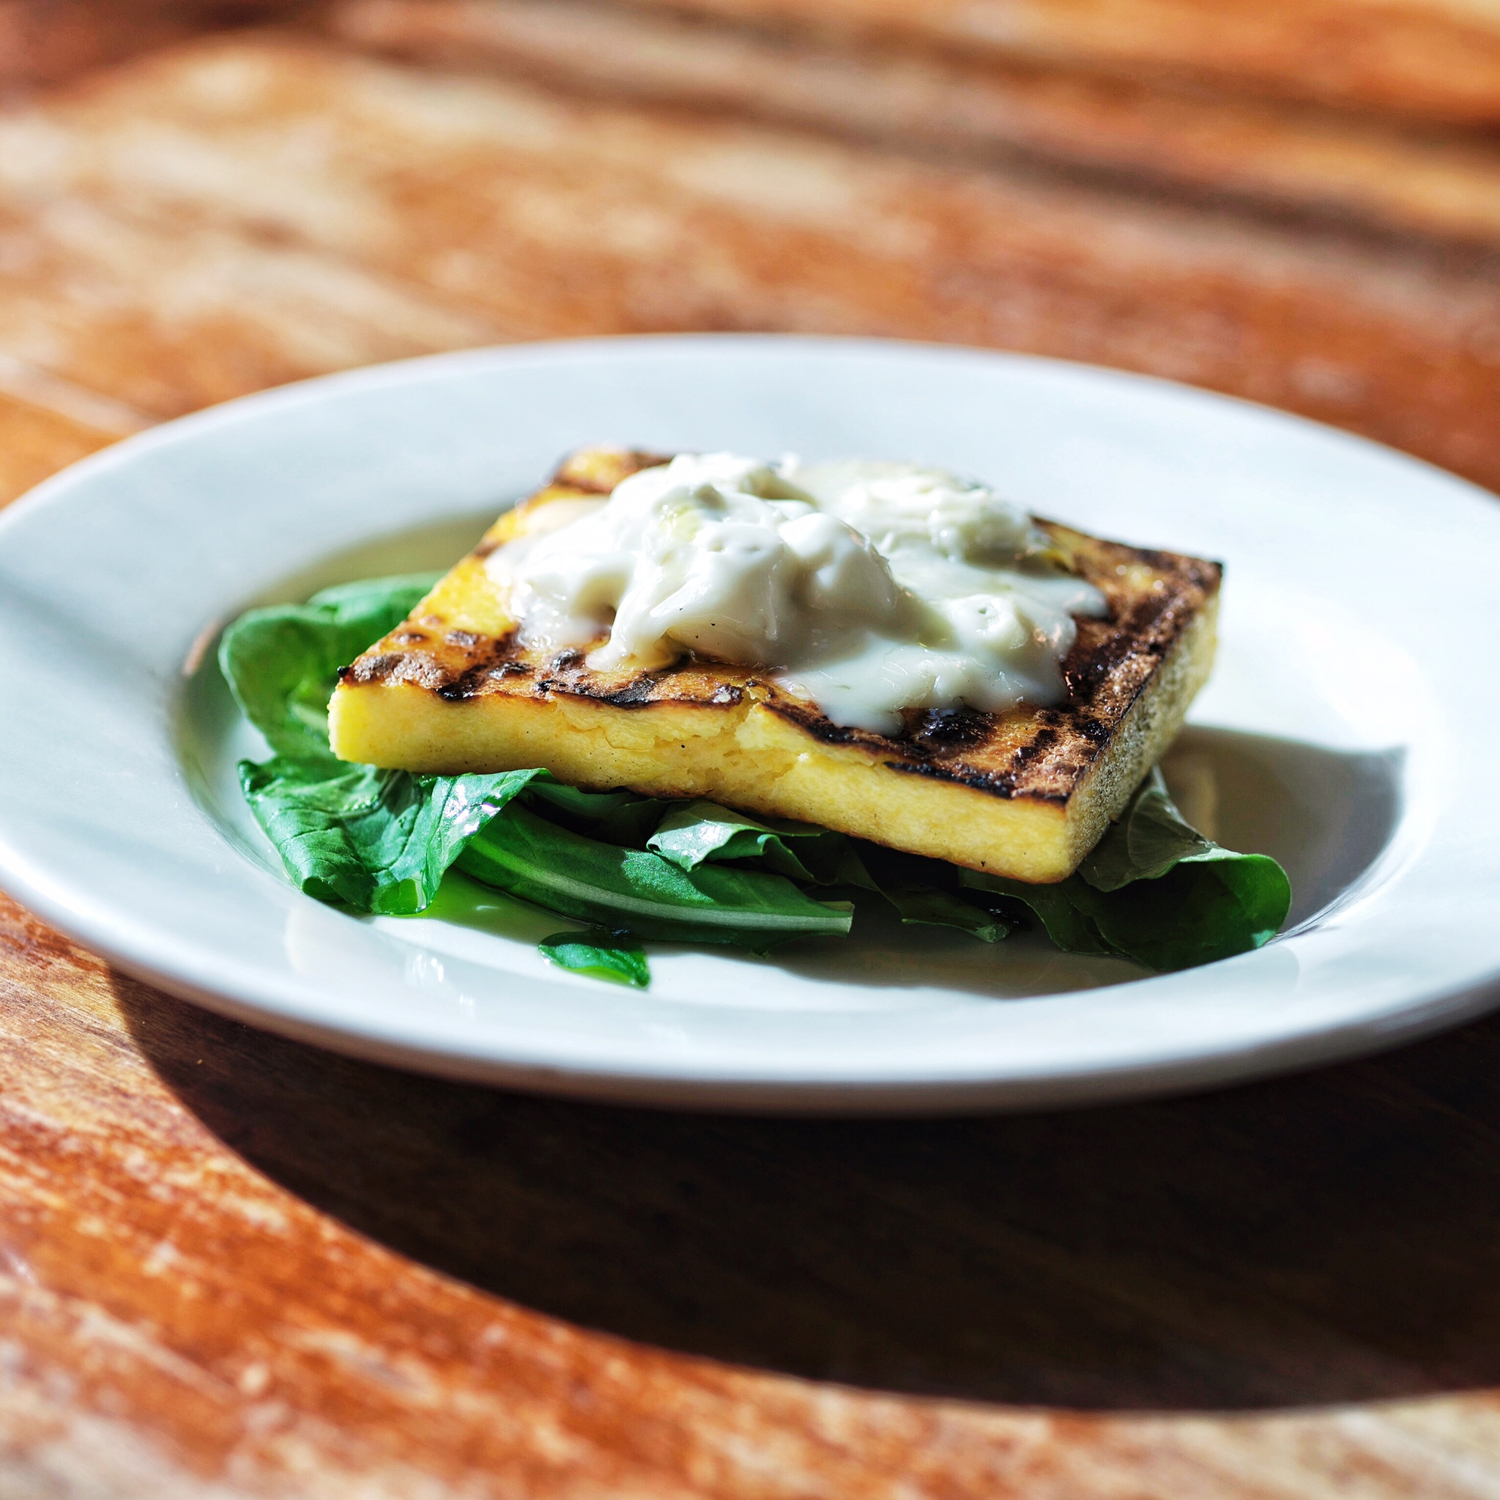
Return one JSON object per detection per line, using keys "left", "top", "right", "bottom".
{"left": 328, "top": 449, "right": 1220, "bottom": 884}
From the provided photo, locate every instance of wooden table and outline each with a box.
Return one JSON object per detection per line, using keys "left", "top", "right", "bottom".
{"left": 4, "top": 9, "right": 1500, "bottom": 1494}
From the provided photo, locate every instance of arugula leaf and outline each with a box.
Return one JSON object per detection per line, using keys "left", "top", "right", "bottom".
{"left": 1078, "top": 768, "right": 1217, "bottom": 890}
{"left": 457, "top": 802, "right": 853, "bottom": 946}
{"left": 645, "top": 804, "right": 1009, "bottom": 940}
{"left": 539, "top": 929, "right": 650, "bottom": 988}
{"left": 524, "top": 781, "right": 671, "bottom": 846}
{"left": 219, "top": 574, "right": 439, "bottom": 761}
{"left": 968, "top": 875, "right": 1112, "bottom": 956}
{"left": 648, "top": 800, "right": 870, "bottom": 885}
{"left": 221, "top": 572, "right": 547, "bottom": 916}
{"left": 240, "top": 760, "right": 546, "bottom": 914}
{"left": 864, "top": 873, "right": 1011, "bottom": 943}
{"left": 849, "top": 843, "right": 1011, "bottom": 942}
{"left": 219, "top": 570, "right": 1290, "bottom": 982}
{"left": 963, "top": 768, "right": 1291, "bottom": 970}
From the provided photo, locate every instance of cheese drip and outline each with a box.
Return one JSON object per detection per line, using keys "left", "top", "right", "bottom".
{"left": 489, "top": 452, "right": 1107, "bottom": 734}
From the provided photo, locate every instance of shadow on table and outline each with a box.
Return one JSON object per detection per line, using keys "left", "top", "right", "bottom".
{"left": 122, "top": 976, "right": 1500, "bottom": 1411}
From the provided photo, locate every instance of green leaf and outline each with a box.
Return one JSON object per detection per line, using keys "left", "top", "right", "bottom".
{"left": 524, "top": 781, "right": 672, "bottom": 846}
{"left": 849, "top": 843, "right": 1010, "bottom": 942}
{"left": 1078, "top": 766, "right": 1216, "bottom": 890}
{"left": 1081, "top": 854, "right": 1289, "bottom": 971}
{"left": 240, "top": 760, "right": 548, "bottom": 914}
{"left": 219, "top": 569, "right": 1289, "bottom": 975}
{"left": 539, "top": 929, "right": 650, "bottom": 987}
{"left": 457, "top": 802, "right": 853, "bottom": 947}
{"left": 874, "top": 880, "right": 1011, "bottom": 943}
{"left": 963, "top": 768, "right": 1291, "bottom": 970}
{"left": 961, "top": 870, "right": 1114, "bottom": 956}
{"left": 648, "top": 800, "right": 873, "bottom": 886}
{"left": 218, "top": 574, "right": 439, "bottom": 760}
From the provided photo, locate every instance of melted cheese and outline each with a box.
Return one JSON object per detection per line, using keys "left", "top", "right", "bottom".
{"left": 487, "top": 452, "right": 1106, "bottom": 734}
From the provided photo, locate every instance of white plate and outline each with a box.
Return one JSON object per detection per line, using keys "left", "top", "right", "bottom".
{"left": 2, "top": 335, "right": 1497, "bottom": 1112}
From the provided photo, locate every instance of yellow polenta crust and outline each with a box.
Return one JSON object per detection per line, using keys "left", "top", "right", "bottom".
{"left": 329, "top": 450, "right": 1220, "bottom": 883}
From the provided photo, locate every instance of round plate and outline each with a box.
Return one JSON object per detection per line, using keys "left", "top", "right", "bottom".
{"left": 2, "top": 336, "right": 1497, "bottom": 1112}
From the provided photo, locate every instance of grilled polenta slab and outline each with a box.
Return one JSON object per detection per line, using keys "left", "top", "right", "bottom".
{"left": 329, "top": 449, "right": 1220, "bottom": 883}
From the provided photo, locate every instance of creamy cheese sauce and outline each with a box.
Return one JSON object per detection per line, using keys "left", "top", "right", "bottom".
{"left": 488, "top": 453, "right": 1107, "bottom": 735}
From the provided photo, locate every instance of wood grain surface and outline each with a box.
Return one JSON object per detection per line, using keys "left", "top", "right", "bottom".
{"left": 617, "top": 0, "right": 1500, "bottom": 123}
{"left": 0, "top": 1, "right": 310, "bottom": 91}
{"left": 6, "top": 32, "right": 1500, "bottom": 487}
{"left": 12, "top": 839, "right": 1500, "bottom": 1497}
{"left": 4, "top": 12, "right": 1500, "bottom": 1496}
{"left": 332, "top": 0, "right": 1500, "bottom": 250}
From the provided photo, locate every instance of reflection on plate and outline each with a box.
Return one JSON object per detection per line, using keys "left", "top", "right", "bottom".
{"left": 0, "top": 336, "right": 1496, "bottom": 1110}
